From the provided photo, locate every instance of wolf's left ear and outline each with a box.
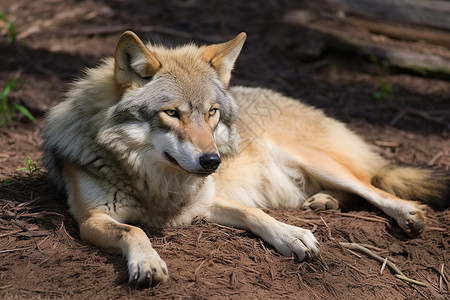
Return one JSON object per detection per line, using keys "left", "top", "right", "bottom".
{"left": 114, "top": 31, "right": 161, "bottom": 90}
{"left": 201, "top": 32, "right": 246, "bottom": 87}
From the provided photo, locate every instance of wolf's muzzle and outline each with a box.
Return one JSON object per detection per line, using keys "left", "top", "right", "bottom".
{"left": 199, "top": 153, "right": 221, "bottom": 172}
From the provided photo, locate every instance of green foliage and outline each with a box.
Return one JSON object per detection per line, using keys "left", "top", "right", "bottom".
{"left": 16, "top": 156, "right": 39, "bottom": 183}
{"left": 372, "top": 75, "right": 393, "bottom": 100}
{"left": 329, "top": 63, "right": 339, "bottom": 72}
{"left": 0, "top": 178, "right": 12, "bottom": 186}
{"left": 368, "top": 53, "right": 393, "bottom": 100}
{"left": 0, "top": 78, "right": 35, "bottom": 126}
{"left": 0, "top": 11, "right": 16, "bottom": 45}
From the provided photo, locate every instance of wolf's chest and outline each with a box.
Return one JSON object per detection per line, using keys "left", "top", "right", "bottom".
{"left": 117, "top": 174, "right": 213, "bottom": 228}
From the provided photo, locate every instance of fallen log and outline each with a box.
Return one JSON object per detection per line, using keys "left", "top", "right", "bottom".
{"left": 326, "top": 0, "right": 450, "bottom": 31}
{"left": 283, "top": 10, "right": 450, "bottom": 78}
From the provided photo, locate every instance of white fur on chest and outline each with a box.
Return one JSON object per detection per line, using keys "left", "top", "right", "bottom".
{"left": 125, "top": 167, "right": 215, "bottom": 228}
{"left": 70, "top": 159, "right": 215, "bottom": 229}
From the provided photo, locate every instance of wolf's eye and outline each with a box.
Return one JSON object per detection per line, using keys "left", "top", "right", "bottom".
{"left": 164, "top": 109, "right": 179, "bottom": 118}
{"left": 209, "top": 108, "right": 218, "bottom": 116}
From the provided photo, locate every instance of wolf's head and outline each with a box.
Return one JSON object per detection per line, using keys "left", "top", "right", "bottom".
{"left": 100, "top": 31, "right": 246, "bottom": 176}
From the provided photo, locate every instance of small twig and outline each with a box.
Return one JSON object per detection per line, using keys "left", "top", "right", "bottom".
{"left": 374, "top": 140, "right": 401, "bottom": 148}
{"left": 0, "top": 229, "right": 23, "bottom": 238}
{"left": 320, "top": 216, "right": 334, "bottom": 241}
{"left": 380, "top": 257, "right": 388, "bottom": 274}
{"left": 194, "top": 259, "right": 207, "bottom": 281}
{"left": 390, "top": 110, "right": 405, "bottom": 126}
{"left": 394, "top": 274, "right": 427, "bottom": 287}
{"left": 337, "top": 212, "right": 389, "bottom": 223}
{"left": 405, "top": 109, "right": 446, "bottom": 126}
{"left": 339, "top": 242, "right": 427, "bottom": 287}
{"left": 213, "top": 223, "right": 240, "bottom": 234}
{"left": 346, "top": 249, "right": 362, "bottom": 258}
{"left": 19, "top": 211, "right": 66, "bottom": 220}
{"left": 0, "top": 247, "right": 31, "bottom": 253}
{"left": 0, "top": 284, "right": 13, "bottom": 290}
{"left": 391, "top": 109, "right": 446, "bottom": 127}
{"left": 427, "top": 226, "right": 447, "bottom": 232}
{"left": 197, "top": 231, "right": 203, "bottom": 243}
{"left": 16, "top": 197, "right": 40, "bottom": 208}
{"left": 296, "top": 273, "right": 322, "bottom": 300}
{"left": 358, "top": 243, "right": 386, "bottom": 253}
{"left": 344, "top": 262, "right": 366, "bottom": 275}
{"left": 37, "top": 236, "right": 50, "bottom": 247}
{"left": 31, "top": 235, "right": 43, "bottom": 253}
{"left": 439, "top": 262, "right": 444, "bottom": 291}
{"left": 18, "top": 287, "right": 64, "bottom": 296}
{"left": 340, "top": 242, "right": 404, "bottom": 275}
{"left": 428, "top": 151, "right": 444, "bottom": 165}
{"left": 292, "top": 216, "right": 322, "bottom": 226}
{"left": 59, "top": 221, "right": 75, "bottom": 241}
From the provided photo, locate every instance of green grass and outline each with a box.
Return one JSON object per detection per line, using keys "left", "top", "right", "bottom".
{"left": 0, "top": 178, "right": 12, "bottom": 186}
{"left": 368, "top": 54, "right": 393, "bottom": 100}
{"left": 0, "top": 77, "right": 35, "bottom": 126}
{"left": 372, "top": 74, "right": 393, "bottom": 100}
{"left": 0, "top": 13, "right": 32, "bottom": 126}
{"left": 0, "top": 11, "right": 16, "bottom": 45}
{"left": 16, "top": 156, "right": 40, "bottom": 183}
{"left": 329, "top": 63, "right": 339, "bottom": 73}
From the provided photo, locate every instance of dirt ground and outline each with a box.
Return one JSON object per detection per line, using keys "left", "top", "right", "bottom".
{"left": 1, "top": 0, "right": 449, "bottom": 299}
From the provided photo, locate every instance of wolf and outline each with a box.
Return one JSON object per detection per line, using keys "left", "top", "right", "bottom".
{"left": 42, "top": 31, "right": 449, "bottom": 286}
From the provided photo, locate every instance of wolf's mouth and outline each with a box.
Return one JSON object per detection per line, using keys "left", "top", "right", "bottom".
{"left": 163, "top": 152, "right": 212, "bottom": 177}
{"left": 164, "top": 152, "right": 179, "bottom": 166}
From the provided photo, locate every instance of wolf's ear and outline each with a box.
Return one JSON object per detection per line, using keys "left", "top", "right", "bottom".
{"left": 201, "top": 32, "right": 246, "bottom": 87}
{"left": 114, "top": 31, "right": 161, "bottom": 89}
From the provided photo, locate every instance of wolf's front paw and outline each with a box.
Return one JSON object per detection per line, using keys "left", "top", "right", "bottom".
{"left": 272, "top": 223, "right": 319, "bottom": 262}
{"left": 127, "top": 248, "right": 169, "bottom": 286}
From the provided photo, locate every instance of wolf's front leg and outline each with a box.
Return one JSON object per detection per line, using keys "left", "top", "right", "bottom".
{"left": 208, "top": 196, "right": 319, "bottom": 261}
{"left": 79, "top": 212, "right": 169, "bottom": 285}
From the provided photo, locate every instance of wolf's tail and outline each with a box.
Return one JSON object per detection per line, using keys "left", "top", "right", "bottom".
{"left": 372, "top": 166, "right": 450, "bottom": 210}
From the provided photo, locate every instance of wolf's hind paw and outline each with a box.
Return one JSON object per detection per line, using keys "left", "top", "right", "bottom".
{"left": 303, "top": 193, "right": 339, "bottom": 211}
{"left": 400, "top": 210, "right": 426, "bottom": 238}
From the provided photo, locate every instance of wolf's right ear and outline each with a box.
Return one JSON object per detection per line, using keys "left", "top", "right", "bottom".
{"left": 114, "top": 31, "right": 161, "bottom": 90}
{"left": 201, "top": 32, "right": 246, "bottom": 87}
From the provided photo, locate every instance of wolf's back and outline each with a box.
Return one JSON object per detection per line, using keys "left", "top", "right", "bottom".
{"left": 372, "top": 166, "right": 450, "bottom": 210}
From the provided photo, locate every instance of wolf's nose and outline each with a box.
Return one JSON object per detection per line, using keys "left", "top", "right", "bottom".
{"left": 199, "top": 153, "right": 221, "bottom": 171}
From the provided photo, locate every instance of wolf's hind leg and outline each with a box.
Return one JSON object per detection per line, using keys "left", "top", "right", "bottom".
{"left": 294, "top": 149, "right": 426, "bottom": 237}
{"left": 80, "top": 212, "right": 169, "bottom": 286}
